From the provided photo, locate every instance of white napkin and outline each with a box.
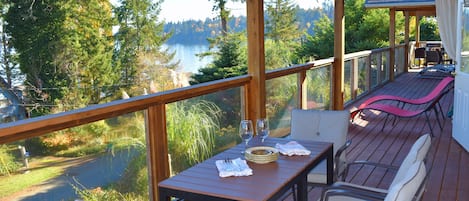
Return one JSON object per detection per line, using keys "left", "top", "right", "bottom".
{"left": 275, "top": 141, "right": 311, "bottom": 156}
{"left": 215, "top": 157, "right": 253, "bottom": 178}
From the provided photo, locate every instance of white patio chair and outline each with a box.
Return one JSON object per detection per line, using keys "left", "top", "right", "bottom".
{"left": 320, "top": 133, "right": 432, "bottom": 201}
{"left": 290, "top": 109, "right": 351, "bottom": 185}
{"left": 320, "top": 160, "right": 427, "bottom": 201}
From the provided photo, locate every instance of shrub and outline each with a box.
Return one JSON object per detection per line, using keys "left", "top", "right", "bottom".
{"left": 0, "top": 145, "right": 21, "bottom": 176}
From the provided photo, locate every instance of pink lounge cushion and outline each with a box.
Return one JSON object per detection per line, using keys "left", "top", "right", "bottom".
{"left": 351, "top": 76, "right": 454, "bottom": 120}
{"left": 359, "top": 76, "right": 453, "bottom": 107}
{"left": 359, "top": 103, "right": 425, "bottom": 118}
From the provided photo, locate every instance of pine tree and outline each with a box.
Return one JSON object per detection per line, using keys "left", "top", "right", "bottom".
{"left": 114, "top": 0, "right": 177, "bottom": 94}
{"left": 265, "top": 0, "right": 301, "bottom": 42}
{"left": 208, "top": 0, "right": 245, "bottom": 36}
{"left": 59, "top": 0, "right": 117, "bottom": 107}
{"left": 296, "top": 0, "right": 406, "bottom": 61}
{"left": 190, "top": 32, "right": 247, "bottom": 84}
{"left": 265, "top": 0, "right": 302, "bottom": 69}
{"left": 5, "top": 0, "right": 117, "bottom": 114}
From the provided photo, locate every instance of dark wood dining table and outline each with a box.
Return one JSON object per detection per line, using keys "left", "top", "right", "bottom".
{"left": 158, "top": 137, "right": 333, "bottom": 201}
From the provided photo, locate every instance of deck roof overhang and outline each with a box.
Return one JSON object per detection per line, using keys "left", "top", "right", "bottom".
{"left": 365, "top": 0, "right": 436, "bottom": 16}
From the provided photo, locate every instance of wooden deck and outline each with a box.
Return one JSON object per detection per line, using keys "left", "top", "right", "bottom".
{"left": 288, "top": 72, "right": 468, "bottom": 201}
{"left": 344, "top": 72, "right": 469, "bottom": 201}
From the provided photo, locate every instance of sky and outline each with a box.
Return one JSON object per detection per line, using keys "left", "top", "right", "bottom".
{"left": 160, "top": 0, "right": 324, "bottom": 22}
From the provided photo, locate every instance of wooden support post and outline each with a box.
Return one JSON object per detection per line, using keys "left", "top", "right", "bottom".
{"left": 416, "top": 15, "right": 421, "bottom": 48}
{"left": 333, "top": 0, "right": 345, "bottom": 110}
{"left": 351, "top": 58, "right": 359, "bottom": 100}
{"left": 246, "top": 0, "right": 266, "bottom": 120}
{"left": 146, "top": 104, "right": 170, "bottom": 201}
{"left": 389, "top": 8, "right": 396, "bottom": 81}
{"left": 405, "top": 11, "right": 410, "bottom": 72}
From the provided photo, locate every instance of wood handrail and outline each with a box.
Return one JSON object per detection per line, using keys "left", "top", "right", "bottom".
{"left": 265, "top": 63, "right": 314, "bottom": 80}
{"left": 0, "top": 75, "right": 251, "bottom": 144}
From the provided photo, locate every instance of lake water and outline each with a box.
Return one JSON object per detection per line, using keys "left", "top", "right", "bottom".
{"left": 164, "top": 44, "right": 212, "bottom": 73}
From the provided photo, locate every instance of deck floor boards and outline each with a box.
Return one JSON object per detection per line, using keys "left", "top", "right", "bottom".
{"left": 284, "top": 72, "right": 467, "bottom": 201}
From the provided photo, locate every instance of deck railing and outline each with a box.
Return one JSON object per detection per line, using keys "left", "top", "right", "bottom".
{"left": 0, "top": 45, "right": 405, "bottom": 200}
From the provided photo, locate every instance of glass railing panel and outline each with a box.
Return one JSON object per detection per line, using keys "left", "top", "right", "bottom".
{"left": 344, "top": 60, "right": 352, "bottom": 103}
{"left": 357, "top": 56, "right": 369, "bottom": 97}
{"left": 266, "top": 74, "right": 298, "bottom": 138}
{"left": 370, "top": 53, "right": 380, "bottom": 88}
{"left": 306, "top": 65, "right": 332, "bottom": 110}
{"left": 381, "top": 51, "right": 390, "bottom": 83}
{"left": 0, "top": 112, "right": 150, "bottom": 200}
{"left": 166, "top": 87, "right": 242, "bottom": 174}
{"left": 395, "top": 46, "right": 405, "bottom": 75}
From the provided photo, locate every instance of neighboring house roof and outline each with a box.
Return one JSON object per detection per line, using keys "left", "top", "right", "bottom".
{"left": 365, "top": 0, "right": 436, "bottom": 16}
{"left": 0, "top": 77, "right": 27, "bottom": 121}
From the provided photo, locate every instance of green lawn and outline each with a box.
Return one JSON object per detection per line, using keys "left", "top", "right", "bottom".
{"left": 0, "top": 165, "right": 63, "bottom": 197}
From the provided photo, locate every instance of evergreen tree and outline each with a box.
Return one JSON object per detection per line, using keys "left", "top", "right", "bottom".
{"left": 0, "top": 2, "right": 19, "bottom": 87}
{"left": 295, "top": 15, "right": 334, "bottom": 61}
{"left": 209, "top": 0, "right": 245, "bottom": 36}
{"left": 209, "top": 0, "right": 229, "bottom": 36}
{"left": 5, "top": 0, "right": 117, "bottom": 114}
{"left": 296, "top": 0, "right": 405, "bottom": 61}
{"left": 190, "top": 32, "right": 247, "bottom": 84}
{"left": 6, "top": 0, "right": 66, "bottom": 115}
{"left": 420, "top": 17, "right": 440, "bottom": 41}
{"left": 114, "top": 0, "right": 177, "bottom": 95}
{"left": 265, "top": 0, "right": 302, "bottom": 68}
{"left": 265, "top": 0, "right": 301, "bottom": 42}
{"left": 58, "top": 0, "right": 117, "bottom": 108}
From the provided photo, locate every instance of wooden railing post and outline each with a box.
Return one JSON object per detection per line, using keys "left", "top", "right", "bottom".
{"left": 298, "top": 70, "right": 307, "bottom": 109}
{"left": 389, "top": 8, "right": 396, "bottom": 81}
{"left": 145, "top": 104, "right": 170, "bottom": 201}
{"left": 404, "top": 11, "right": 410, "bottom": 72}
{"left": 351, "top": 58, "right": 359, "bottom": 100}
{"left": 367, "top": 54, "right": 372, "bottom": 92}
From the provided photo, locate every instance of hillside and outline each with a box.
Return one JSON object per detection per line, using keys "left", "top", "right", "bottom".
{"left": 163, "top": 7, "right": 332, "bottom": 45}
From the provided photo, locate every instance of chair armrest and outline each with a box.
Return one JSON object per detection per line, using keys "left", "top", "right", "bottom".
{"left": 335, "top": 140, "right": 352, "bottom": 180}
{"left": 320, "top": 183, "right": 386, "bottom": 201}
{"left": 348, "top": 161, "right": 399, "bottom": 170}
{"left": 335, "top": 140, "right": 352, "bottom": 160}
{"left": 342, "top": 160, "right": 398, "bottom": 181}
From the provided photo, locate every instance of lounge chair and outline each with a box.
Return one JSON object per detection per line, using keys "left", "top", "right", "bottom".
{"left": 351, "top": 76, "right": 454, "bottom": 121}
{"left": 351, "top": 87, "right": 452, "bottom": 136}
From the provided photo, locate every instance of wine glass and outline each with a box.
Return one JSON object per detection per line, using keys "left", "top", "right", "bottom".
{"left": 239, "top": 120, "right": 253, "bottom": 153}
{"left": 256, "top": 118, "right": 269, "bottom": 143}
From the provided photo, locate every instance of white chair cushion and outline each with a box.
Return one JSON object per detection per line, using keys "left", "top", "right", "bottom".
{"left": 290, "top": 109, "right": 350, "bottom": 156}
{"left": 385, "top": 161, "right": 426, "bottom": 201}
{"left": 291, "top": 109, "right": 350, "bottom": 184}
{"left": 307, "top": 159, "right": 327, "bottom": 184}
{"left": 390, "top": 134, "right": 431, "bottom": 187}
